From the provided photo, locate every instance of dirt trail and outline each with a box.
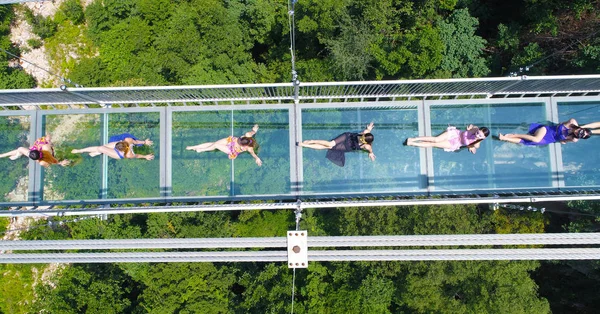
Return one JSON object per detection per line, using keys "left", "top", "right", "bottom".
{"left": 9, "top": 1, "right": 65, "bottom": 85}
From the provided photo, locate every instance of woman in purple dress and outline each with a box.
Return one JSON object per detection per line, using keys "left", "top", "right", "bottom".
{"left": 300, "top": 122, "right": 375, "bottom": 167}
{"left": 499, "top": 118, "right": 591, "bottom": 145}
{"left": 406, "top": 124, "right": 489, "bottom": 154}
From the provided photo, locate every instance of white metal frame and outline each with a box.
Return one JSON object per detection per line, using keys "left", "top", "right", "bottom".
{"left": 2, "top": 76, "right": 600, "bottom": 214}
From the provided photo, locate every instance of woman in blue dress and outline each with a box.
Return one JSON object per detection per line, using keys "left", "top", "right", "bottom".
{"left": 71, "top": 133, "right": 154, "bottom": 160}
{"left": 499, "top": 118, "right": 591, "bottom": 145}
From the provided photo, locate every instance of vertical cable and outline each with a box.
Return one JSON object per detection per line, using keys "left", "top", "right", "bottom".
{"left": 290, "top": 268, "right": 296, "bottom": 314}
{"left": 230, "top": 109, "right": 235, "bottom": 196}
{"left": 287, "top": 0, "right": 297, "bottom": 76}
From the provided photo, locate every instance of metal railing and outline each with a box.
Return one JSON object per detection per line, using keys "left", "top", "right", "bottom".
{"left": 2, "top": 75, "right": 600, "bottom": 108}
{"left": 3, "top": 233, "right": 600, "bottom": 263}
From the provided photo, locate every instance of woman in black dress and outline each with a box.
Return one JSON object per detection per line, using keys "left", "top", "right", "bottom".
{"left": 300, "top": 122, "right": 375, "bottom": 167}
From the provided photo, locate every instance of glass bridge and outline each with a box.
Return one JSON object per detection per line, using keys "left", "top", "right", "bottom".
{"left": 2, "top": 75, "right": 600, "bottom": 213}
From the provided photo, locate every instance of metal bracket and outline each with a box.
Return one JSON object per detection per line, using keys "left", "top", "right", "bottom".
{"left": 287, "top": 230, "right": 307, "bottom": 268}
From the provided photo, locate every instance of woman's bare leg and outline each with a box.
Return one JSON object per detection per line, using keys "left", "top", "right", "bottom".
{"left": 498, "top": 134, "right": 522, "bottom": 144}
{"left": 407, "top": 140, "right": 454, "bottom": 150}
{"left": 0, "top": 147, "right": 30, "bottom": 160}
{"left": 187, "top": 138, "right": 232, "bottom": 153}
{"left": 72, "top": 145, "right": 122, "bottom": 159}
{"left": 407, "top": 132, "right": 450, "bottom": 146}
{"left": 187, "top": 138, "right": 231, "bottom": 155}
{"left": 193, "top": 143, "right": 231, "bottom": 154}
{"left": 299, "top": 140, "right": 335, "bottom": 150}
{"left": 499, "top": 127, "right": 546, "bottom": 144}
{"left": 186, "top": 142, "right": 214, "bottom": 151}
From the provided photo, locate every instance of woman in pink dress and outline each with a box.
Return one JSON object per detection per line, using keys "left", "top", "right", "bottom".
{"left": 406, "top": 124, "right": 489, "bottom": 154}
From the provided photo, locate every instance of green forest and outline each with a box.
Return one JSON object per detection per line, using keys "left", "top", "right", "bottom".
{"left": 2, "top": 0, "right": 600, "bottom": 313}
{"left": 3, "top": 0, "right": 600, "bottom": 88}
{"left": 0, "top": 205, "right": 550, "bottom": 313}
{"left": 1, "top": 202, "right": 599, "bottom": 313}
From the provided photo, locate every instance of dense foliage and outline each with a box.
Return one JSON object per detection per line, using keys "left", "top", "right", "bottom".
{"left": 1, "top": 205, "right": 552, "bottom": 313}
{"left": 0, "top": 5, "right": 35, "bottom": 88}
{"left": 9, "top": 0, "right": 600, "bottom": 88}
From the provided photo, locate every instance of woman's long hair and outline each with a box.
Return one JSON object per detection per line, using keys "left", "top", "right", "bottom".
{"left": 360, "top": 133, "right": 374, "bottom": 145}
{"left": 40, "top": 150, "right": 58, "bottom": 164}
{"left": 464, "top": 127, "right": 490, "bottom": 148}
{"left": 115, "top": 141, "right": 130, "bottom": 153}
{"left": 239, "top": 137, "right": 259, "bottom": 153}
{"left": 28, "top": 149, "right": 41, "bottom": 160}
{"left": 573, "top": 126, "right": 592, "bottom": 139}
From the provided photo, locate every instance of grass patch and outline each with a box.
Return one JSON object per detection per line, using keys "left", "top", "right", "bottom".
{"left": 0, "top": 264, "right": 40, "bottom": 314}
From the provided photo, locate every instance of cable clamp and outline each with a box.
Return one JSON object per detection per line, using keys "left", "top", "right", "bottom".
{"left": 287, "top": 230, "right": 308, "bottom": 268}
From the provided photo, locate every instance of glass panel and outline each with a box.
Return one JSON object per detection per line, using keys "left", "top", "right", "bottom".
{"left": 43, "top": 114, "right": 102, "bottom": 201}
{"left": 172, "top": 111, "right": 232, "bottom": 197}
{"left": 558, "top": 101, "right": 600, "bottom": 187}
{"left": 301, "top": 107, "right": 420, "bottom": 194}
{"left": 0, "top": 115, "right": 30, "bottom": 203}
{"left": 107, "top": 112, "right": 161, "bottom": 199}
{"left": 232, "top": 109, "right": 290, "bottom": 196}
{"left": 430, "top": 103, "right": 549, "bottom": 191}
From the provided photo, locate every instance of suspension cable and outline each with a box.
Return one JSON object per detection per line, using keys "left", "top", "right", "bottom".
{"left": 0, "top": 47, "right": 82, "bottom": 88}
{"left": 0, "top": 214, "right": 103, "bottom": 237}
{"left": 287, "top": 0, "right": 298, "bottom": 81}
{"left": 510, "top": 22, "right": 600, "bottom": 76}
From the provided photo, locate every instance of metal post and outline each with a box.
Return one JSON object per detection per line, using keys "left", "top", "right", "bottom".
{"left": 100, "top": 110, "right": 109, "bottom": 200}
{"left": 290, "top": 105, "right": 301, "bottom": 195}
{"left": 27, "top": 110, "right": 42, "bottom": 205}
{"left": 230, "top": 109, "right": 235, "bottom": 196}
{"left": 291, "top": 72, "right": 302, "bottom": 194}
{"left": 421, "top": 99, "right": 433, "bottom": 192}
{"left": 547, "top": 96, "right": 565, "bottom": 188}
{"left": 160, "top": 108, "right": 172, "bottom": 198}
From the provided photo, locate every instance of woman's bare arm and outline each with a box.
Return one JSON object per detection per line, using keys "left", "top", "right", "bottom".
{"left": 130, "top": 138, "right": 153, "bottom": 146}
{"left": 247, "top": 147, "right": 262, "bottom": 166}
{"left": 467, "top": 142, "right": 481, "bottom": 154}
{"left": 363, "top": 144, "right": 376, "bottom": 161}
{"left": 361, "top": 122, "right": 374, "bottom": 134}
{"left": 581, "top": 122, "right": 600, "bottom": 134}
{"left": 244, "top": 124, "right": 259, "bottom": 138}
{"left": 562, "top": 118, "right": 578, "bottom": 129}
{"left": 124, "top": 146, "right": 154, "bottom": 160}
{"left": 131, "top": 154, "right": 154, "bottom": 160}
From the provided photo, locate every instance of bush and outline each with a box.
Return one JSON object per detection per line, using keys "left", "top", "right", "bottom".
{"left": 24, "top": 8, "right": 57, "bottom": 39}
{"left": 60, "top": 0, "right": 85, "bottom": 25}
{"left": 26, "top": 38, "right": 42, "bottom": 49}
